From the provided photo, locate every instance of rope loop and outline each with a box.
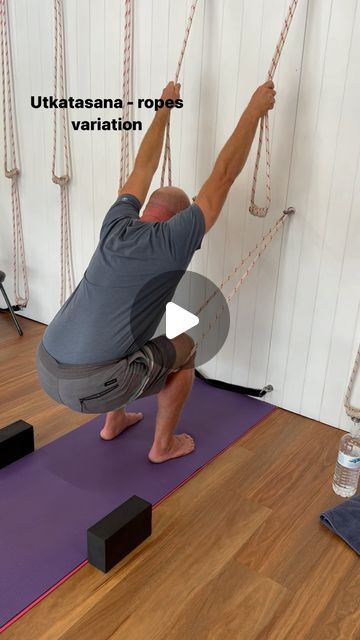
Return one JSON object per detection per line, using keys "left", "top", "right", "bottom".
{"left": 52, "top": 174, "right": 70, "bottom": 186}
{"left": 0, "top": 0, "right": 29, "bottom": 307}
{"left": 249, "top": 203, "right": 268, "bottom": 217}
{"left": 52, "top": 0, "right": 75, "bottom": 307}
{"left": 249, "top": 0, "right": 299, "bottom": 217}
{"left": 5, "top": 166, "right": 19, "bottom": 178}
{"left": 344, "top": 344, "right": 360, "bottom": 420}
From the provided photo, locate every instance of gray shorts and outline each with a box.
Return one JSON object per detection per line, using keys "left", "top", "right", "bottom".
{"left": 35, "top": 337, "right": 176, "bottom": 414}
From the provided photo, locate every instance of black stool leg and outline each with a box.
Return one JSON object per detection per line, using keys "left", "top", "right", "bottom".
{"left": 0, "top": 283, "right": 23, "bottom": 336}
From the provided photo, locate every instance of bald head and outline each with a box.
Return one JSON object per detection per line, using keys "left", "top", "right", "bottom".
{"left": 141, "top": 186, "right": 190, "bottom": 222}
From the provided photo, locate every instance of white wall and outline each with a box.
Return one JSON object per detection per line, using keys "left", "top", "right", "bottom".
{"left": 1, "top": 0, "right": 359, "bottom": 429}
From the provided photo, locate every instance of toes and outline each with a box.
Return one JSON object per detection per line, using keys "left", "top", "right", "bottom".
{"left": 180, "top": 434, "right": 195, "bottom": 451}
{"left": 128, "top": 412, "right": 143, "bottom": 423}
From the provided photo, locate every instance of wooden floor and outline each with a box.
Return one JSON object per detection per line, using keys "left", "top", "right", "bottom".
{"left": 1, "top": 313, "right": 359, "bottom": 640}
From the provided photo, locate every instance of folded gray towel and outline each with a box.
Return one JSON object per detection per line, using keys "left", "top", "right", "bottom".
{"left": 320, "top": 494, "right": 360, "bottom": 555}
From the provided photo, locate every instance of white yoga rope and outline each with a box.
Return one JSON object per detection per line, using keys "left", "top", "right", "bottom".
{"left": 196, "top": 209, "right": 292, "bottom": 316}
{"left": 191, "top": 208, "right": 294, "bottom": 355}
{"left": 52, "top": 0, "right": 75, "bottom": 307}
{"left": 119, "top": 0, "right": 134, "bottom": 189}
{"left": 156, "top": 0, "right": 297, "bottom": 349}
{"left": 344, "top": 344, "right": 360, "bottom": 421}
{"left": 0, "top": 0, "right": 29, "bottom": 308}
{"left": 249, "top": 0, "right": 299, "bottom": 217}
{"left": 160, "top": 0, "right": 198, "bottom": 187}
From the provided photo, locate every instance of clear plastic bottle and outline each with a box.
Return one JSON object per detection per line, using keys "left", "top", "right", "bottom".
{"left": 332, "top": 418, "right": 360, "bottom": 497}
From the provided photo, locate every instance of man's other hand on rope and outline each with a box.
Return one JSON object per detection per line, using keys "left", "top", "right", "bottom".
{"left": 161, "top": 80, "right": 181, "bottom": 105}
{"left": 249, "top": 80, "right": 276, "bottom": 118}
{"left": 119, "top": 81, "right": 181, "bottom": 205}
{"left": 195, "top": 80, "right": 276, "bottom": 232}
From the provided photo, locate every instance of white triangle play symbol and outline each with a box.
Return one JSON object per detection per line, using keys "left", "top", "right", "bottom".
{"left": 165, "top": 302, "right": 199, "bottom": 339}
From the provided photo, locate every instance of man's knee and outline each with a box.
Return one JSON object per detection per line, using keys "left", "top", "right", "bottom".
{"left": 169, "top": 333, "right": 196, "bottom": 370}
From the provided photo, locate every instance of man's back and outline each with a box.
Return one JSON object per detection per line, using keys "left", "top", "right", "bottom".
{"left": 42, "top": 194, "right": 205, "bottom": 364}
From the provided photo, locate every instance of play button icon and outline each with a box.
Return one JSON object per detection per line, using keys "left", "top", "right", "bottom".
{"left": 130, "top": 270, "right": 230, "bottom": 368}
{"left": 165, "top": 302, "right": 199, "bottom": 339}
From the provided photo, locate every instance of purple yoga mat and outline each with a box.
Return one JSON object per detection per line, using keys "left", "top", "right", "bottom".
{"left": 0, "top": 378, "right": 274, "bottom": 630}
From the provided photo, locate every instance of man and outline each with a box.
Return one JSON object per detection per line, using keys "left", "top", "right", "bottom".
{"left": 36, "top": 79, "right": 275, "bottom": 463}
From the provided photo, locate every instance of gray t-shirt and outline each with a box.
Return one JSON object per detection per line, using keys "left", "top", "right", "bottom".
{"left": 42, "top": 194, "right": 205, "bottom": 364}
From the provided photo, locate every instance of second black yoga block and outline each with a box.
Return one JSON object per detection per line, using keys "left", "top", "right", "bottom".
{"left": 87, "top": 495, "right": 152, "bottom": 573}
{"left": 0, "top": 420, "right": 35, "bottom": 470}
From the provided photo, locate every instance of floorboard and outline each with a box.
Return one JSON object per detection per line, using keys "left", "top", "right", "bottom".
{"left": 1, "top": 313, "right": 359, "bottom": 640}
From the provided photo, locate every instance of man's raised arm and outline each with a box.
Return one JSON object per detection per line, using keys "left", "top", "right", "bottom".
{"left": 119, "top": 81, "right": 181, "bottom": 205}
{"left": 195, "top": 80, "right": 276, "bottom": 233}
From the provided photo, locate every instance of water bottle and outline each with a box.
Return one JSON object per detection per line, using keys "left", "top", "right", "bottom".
{"left": 332, "top": 418, "right": 360, "bottom": 497}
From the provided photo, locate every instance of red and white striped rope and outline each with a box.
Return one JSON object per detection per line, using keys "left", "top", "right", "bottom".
{"left": 160, "top": 0, "right": 198, "bottom": 187}
{"left": 52, "top": 0, "right": 75, "bottom": 306}
{"left": 191, "top": 210, "right": 290, "bottom": 355}
{"left": 225, "top": 213, "right": 287, "bottom": 304}
{"left": 119, "top": 0, "right": 134, "bottom": 189}
{"left": 196, "top": 210, "right": 288, "bottom": 316}
{"left": 344, "top": 343, "right": 360, "bottom": 420}
{"left": 249, "top": 0, "right": 299, "bottom": 218}
{"left": 0, "top": 0, "right": 28, "bottom": 307}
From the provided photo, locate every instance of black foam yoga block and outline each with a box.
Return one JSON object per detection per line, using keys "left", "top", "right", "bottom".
{"left": 87, "top": 495, "right": 152, "bottom": 573}
{"left": 0, "top": 420, "right": 35, "bottom": 470}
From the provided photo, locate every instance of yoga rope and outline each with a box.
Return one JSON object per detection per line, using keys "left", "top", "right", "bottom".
{"left": 52, "top": 0, "right": 75, "bottom": 307}
{"left": 160, "top": 0, "right": 198, "bottom": 187}
{"left": 0, "top": 0, "right": 28, "bottom": 308}
{"left": 119, "top": 0, "right": 134, "bottom": 189}
{"left": 196, "top": 209, "right": 293, "bottom": 315}
{"left": 249, "top": 0, "right": 299, "bottom": 217}
{"left": 191, "top": 208, "right": 295, "bottom": 355}
{"left": 344, "top": 343, "right": 360, "bottom": 420}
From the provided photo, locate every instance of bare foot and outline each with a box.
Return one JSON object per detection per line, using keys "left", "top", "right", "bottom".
{"left": 148, "top": 434, "right": 195, "bottom": 463}
{"left": 100, "top": 412, "right": 143, "bottom": 441}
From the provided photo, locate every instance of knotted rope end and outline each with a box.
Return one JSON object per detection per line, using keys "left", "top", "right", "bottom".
{"left": 249, "top": 204, "right": 268, "bottom": 218}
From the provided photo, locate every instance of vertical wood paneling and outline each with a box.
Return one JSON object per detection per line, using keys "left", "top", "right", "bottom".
{"left": 65, "top": 0, "right": 88, "bottom": 282}
{"left": 321, "top": 159, "right": 360, "bottom": 427}
{"left": 281, "top": 0, "right": 358, "bottom": 421}
{"left": 246, "top": 0, "right": 308, "bottom": 390}
{"left": 0, "top": 0, "right": 359, "bottom": 430}
{"left": 203, "top": 0, "right": 244, "bottom": 380}
{"left": 265, "top": 0, "right": 331, "bottom": 409}
{"left": 132, "top": 0, "right": 153, "bottom": 177}
{"left": 195, "top": 0, "right": 225, "bottom": 377}
{"left": 214, "top": 0, "right": 264, "bottom": 387}
{"left": 14, "top": 0, "right": 58, "bottom": 319}
{"left": 300, "top": 1, "right": 360, "bottom": 422}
